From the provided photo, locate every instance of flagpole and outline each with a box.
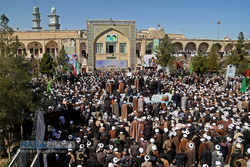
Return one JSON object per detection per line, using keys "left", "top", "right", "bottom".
{"left": 217, "top": 20, "right": 221, "bottom": 40}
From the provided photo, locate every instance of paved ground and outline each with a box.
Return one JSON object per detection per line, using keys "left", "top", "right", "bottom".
{"left": 144, "top": 93, "right": 172, "bottom": 103}
{"left": 121, "top": 93, "right": 172, "bottom": 104}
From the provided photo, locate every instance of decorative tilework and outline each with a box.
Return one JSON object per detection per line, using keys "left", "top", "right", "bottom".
{"left": 93, "top": 25, "right": 130, "bottom": 39}
{"left": 87, "top": 20, "right": 136, "bottom": 70}
{"left": 130, "top": 24, "right": 136, "bottom": 69}
{"left": 87, "top": 24, "right": 93, "bottom": 66}
{"left": 146, "top": 40, "right": 153, "bottom": 45}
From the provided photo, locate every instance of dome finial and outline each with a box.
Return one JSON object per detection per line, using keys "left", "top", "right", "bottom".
{"left": 51, "top": 2, "right": 56, "bottom": 14}
{"left": 33, "top": 0, "right": 39, "bottom": 12}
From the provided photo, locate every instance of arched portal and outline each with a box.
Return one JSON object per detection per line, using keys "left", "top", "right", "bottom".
{"left": 185, "top": 42, "right": 196, "bottom": 51}
{"left": 136, "top": 42, "right": 141, "bottom": 57}
{"left": 27, "top": 42, "right": 43, "bottom": 58}
{"left": 174, "top": 42, "right": 183, "bottom": 52}
{"left": 146, "top": 42, "right": 153, "bottom": 54}
{"left": 225, "top": 43, "right": 233, "bottom": 52}
{"left": 18, "top": 42, "right": 26, "bottom": 56}
{"left": 214, "top": 43, "right": 222, "bottom": 51}
{"left": 93, "top": 28, "right": 130, "bottom": 70}
{"left": 198, "top": 42, "right": 209, "bottom": 52}
{"left": 45, "top": 41, "right": 58, "bottom": 58}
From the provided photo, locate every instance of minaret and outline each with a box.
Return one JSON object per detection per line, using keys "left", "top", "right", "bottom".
{"left": 48, "top": 3, "right": 60, "bottom": 30}
{"left": 32, "top": 2, "right": 42, "bottom": 29}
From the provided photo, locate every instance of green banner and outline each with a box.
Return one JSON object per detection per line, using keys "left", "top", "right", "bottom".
{"left": 153, "top": 39, "right": 160, "bottom": 54}
{"left": 240, "top": 77, "right": 250, "bottom": 92}
{"left": 47, "top": 75, "right": 61, "bottom": 94}
{"left": 189, "top": 63, "right": 193, "bottom": 75}
{"left": 63, "top": 65, "right": 74, "bottom": 74}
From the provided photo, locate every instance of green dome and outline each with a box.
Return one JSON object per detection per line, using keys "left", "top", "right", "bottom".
{"left": 51, "top": 6, "right": 56, "bottom": 12}
{"left": 33, "top": 6, "right": 39, "bottom": 12}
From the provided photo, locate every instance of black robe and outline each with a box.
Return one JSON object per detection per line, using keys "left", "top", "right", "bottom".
{"left": 200, "top": 149, "right": 212, "bottom": 166}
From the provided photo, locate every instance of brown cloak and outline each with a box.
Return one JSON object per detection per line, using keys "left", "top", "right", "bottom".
{"left": 121, "top": 103, "right": 128, "bottom": 121}
{"left": 130, "top": 120, "right": 139, "bottom": 139}
{"left": 172, "top": 136, "right": 180, "bottom": 154}
{"left": 178, "top": 138, "right": 188, "bottom": 153}
{"left": 137, "top": 122, "right": 145, "bottom": 142}
{"left": 119, "top": 82, "right": 124, "bottom": 93}
{"left": 133, "top": 98, "right": 138, "bottom": 111}
{"left": 134, "top": 78, "right": 139, "bottom": 90}
{"left": 107, "top": 84, "right": 112, "bottom": 94}
{"left": 186, "top": 141, "right": 196, "bottom": 167}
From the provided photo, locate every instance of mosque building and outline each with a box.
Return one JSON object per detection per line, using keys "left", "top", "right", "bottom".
{"left": 13, "top": 4, "right": 238, "bottom": 72}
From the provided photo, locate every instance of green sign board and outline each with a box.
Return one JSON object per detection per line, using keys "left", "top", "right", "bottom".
{"left": 153, "top": 39, "right": 160, "bottom": 54}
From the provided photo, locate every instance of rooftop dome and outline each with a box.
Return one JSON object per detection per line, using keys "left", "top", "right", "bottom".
{"left": 51, "top": 6, "right": 56, "bottom": 12}
{"left": 33, "top": 5, "right": 39, "bottom": 12}
{"left": 158, "top": 27, "right": 164, "bottom": 31}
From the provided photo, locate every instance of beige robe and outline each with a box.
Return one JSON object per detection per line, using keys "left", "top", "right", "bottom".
{"left": 163, "top": 139, "right": 172, "bottom": 152}
{"left": 141, "top": 161, "right": 152, "bottom": 167}
{"left": 112, "top": 102, "right": 119, "bottom": 117}
{"left": 228, "top": 143, "right": 244, "bottom": 164}
{"left": 242, "top": 100, "right": 248, "bottom": 109}
{"left": 146, "top": 143, "right": 157, "bottom": 155}
{"left": 121, "top": 103, "right": 128, "bottom": 121}
{"left": 138, "top": 98, "right": 143, "bottom": 112}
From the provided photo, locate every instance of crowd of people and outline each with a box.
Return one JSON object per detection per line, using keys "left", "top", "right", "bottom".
{"left": 41, "top": 70, "right": 250, "bottom": 167}
{"left": 175, "top": 50, "right": 233, "bottom": 58}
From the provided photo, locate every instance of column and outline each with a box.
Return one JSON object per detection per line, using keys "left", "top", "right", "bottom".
{"left": 141, "top": 39, "right": 146, "bottom": 69}
{"left": 76, "top": 39, "right": 80, "bottom": 56}
{"left": 196, "top": 46, "right": 199, "bottom": 53}
{"left": 43, "top": 40, "right": 46, "bottom": 57}
{"left": 57, "top": 38, "right": 61, "bottom": 56}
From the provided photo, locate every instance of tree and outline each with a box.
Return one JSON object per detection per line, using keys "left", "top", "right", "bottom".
{"left": 227, "top": 32, "right": 250, "bottom": 75}
{"left": 0, "top": 14, "right": 17, "bottom": 57}
{"left": 206, "top": 44, "right": 219, "bottom": 73}
{"left": 56, "top": 46, "right": 69, "bottom": 73}
{"left": 245, "top": 43, "right": 250, "bottom": 50}
{"left": 155, "top": 34, "right": 176, "bottom": 67}
{"left": 192, "top": 53, "right": 207, "bottom": 74}
{"left": 0, "top": 14, "right": 39, "bottom": 159}
{"left": 40, "top": 52, "right": 55, "bottom": 78}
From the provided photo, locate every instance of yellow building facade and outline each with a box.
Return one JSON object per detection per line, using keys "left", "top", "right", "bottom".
{"left": 13, "top": 19, "right": 241, "bottom": 72}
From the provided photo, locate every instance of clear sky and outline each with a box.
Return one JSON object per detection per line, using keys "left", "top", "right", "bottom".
{"left": 1, "top": 0, "right": 250, "bottom": 40}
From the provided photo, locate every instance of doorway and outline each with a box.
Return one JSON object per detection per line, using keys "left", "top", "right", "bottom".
{"left": 35, "top": 49, "right": 39, "bottom": 56}
{"left": 106, "top": 43, "right": 116, "bottom": 53}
